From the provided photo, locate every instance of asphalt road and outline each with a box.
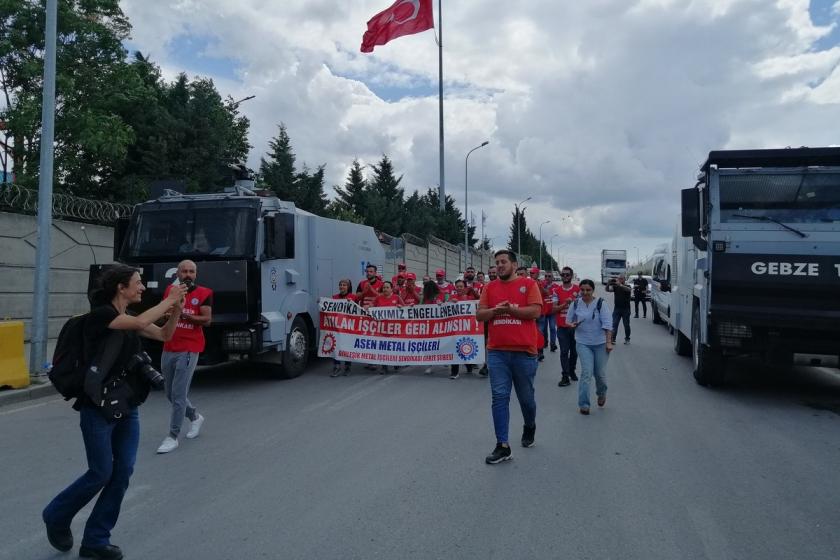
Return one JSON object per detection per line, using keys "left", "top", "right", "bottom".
{"left": 1, "top": 312, "right": 839, "bottom": 560}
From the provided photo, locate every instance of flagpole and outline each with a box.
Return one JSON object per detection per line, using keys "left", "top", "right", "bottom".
{"left": 437, "top": 0, "right": 445, "bottom": 211}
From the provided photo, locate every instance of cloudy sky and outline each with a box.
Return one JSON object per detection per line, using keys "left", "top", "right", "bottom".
{"left": 120, "top": 0, "right": 840, "bottom": 280}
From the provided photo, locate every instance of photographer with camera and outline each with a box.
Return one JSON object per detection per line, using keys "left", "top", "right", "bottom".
{"left": 43, "top": 265, "right": 186, "bottom": 559}
{"left": 156, "top": 260, "right": 213, "bottom": 454}
{"left": 606, "top": 275, "right": 632, "bottom": 344}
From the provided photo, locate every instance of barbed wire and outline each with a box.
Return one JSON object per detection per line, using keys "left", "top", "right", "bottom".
{"left": 0, "top": 184, "right": 132, "bottom": 225}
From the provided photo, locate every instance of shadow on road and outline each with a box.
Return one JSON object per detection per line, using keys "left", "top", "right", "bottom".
{"left": 717, "top": 358, "right": 840, "bottom": 415}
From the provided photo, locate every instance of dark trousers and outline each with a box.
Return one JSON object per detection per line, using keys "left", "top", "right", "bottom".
{"left": 613, "top": 308, "right": 631, "bottom": 341}
{"left": 634, "top": 296, "right": 647, "bottom": 317}
{"left": 43, "top": 406, "right": 139, "bottom": 548}
{"left": 557, "top": 327, "right": 577, "bottom": 376}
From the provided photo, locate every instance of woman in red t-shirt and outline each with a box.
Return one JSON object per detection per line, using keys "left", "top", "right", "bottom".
{"left": 421, "top": 280, "right": 445, "bottom": 304}
{"left": 372, "top": 281, "right": 404, "bottom": 308}
{"left": 448, "top": 279, "right": 476, "bottom": 379}
{"left": 330, "top": 279, "right": 356, "bottom": 377}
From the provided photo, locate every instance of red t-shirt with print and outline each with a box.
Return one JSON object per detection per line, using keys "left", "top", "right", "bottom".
{"left": 332, "top": 292, "right": 357, "bottom": 302}
{"left": 400, "top": 286, "right": 421, "bottom": 306}
{"left": 554, "top": 283, "right": 581, "bottom": 328}
{"left": 357, "top": 277, "right": 384, "bottom": 307}
{"left": 479, "top": 277, "right": 543, "bottom": 355}
{"left": 373, "top": 294, "right": 403, "bottom": 307}
{"left": 163, "top": 284, "right": 213, "bottom": 353}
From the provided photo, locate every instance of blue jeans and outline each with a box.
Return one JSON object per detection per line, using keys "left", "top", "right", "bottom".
{"left": 487, "top": 350, "right": 538, "bottom": 444}
{"left": 540, "top": 315, "right": 558, "bottom": 349}
{"left": 556, "top": 327, "right": 578, "bottom": 376}
{"left": 162, "top": 351, "right": 199, "bottom": 438}
{"left": 576, "top": 343, "right": 609, "bottom": 409}
{"left": 43, "top": 406, "right": 139, "bottom": 547}
{"left": 612, "top": 308, "right": 631, "bottom": 341}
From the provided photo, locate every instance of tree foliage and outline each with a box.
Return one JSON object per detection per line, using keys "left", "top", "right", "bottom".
{"left": 0, "top": 1, "right": 249, "bottom": 200}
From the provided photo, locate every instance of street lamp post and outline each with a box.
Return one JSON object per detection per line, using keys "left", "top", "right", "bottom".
{"left": 538, "top": 220, "right": 550, "bottom": 270}
{"left": 550, "top": 235, "right": 562, "bottom": 271}
{"left": 464, "top": 141, "right": 489, "bottom": 269}
{"left": 515, "top": 196, "right": 531, "bottom": 256}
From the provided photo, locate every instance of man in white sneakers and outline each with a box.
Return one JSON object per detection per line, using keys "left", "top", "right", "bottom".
{"left": 157, "top": 260, "right": 212, "bottom": 454}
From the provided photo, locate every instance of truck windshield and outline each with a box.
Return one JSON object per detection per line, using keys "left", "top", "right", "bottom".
{"left": 122, "top": 206, "right": 257, "bottom": 260}
{"left": 719, "top": 172, "right": 840, "bottom": 224}
{"left": 605, "top": 259, "right": 625, "bottom": 268}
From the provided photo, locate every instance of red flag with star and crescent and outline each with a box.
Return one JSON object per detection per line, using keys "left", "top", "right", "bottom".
{"left": 360, "top": 0, "right": 435, "bottom": 53}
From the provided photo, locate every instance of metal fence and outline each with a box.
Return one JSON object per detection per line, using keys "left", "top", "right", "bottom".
{"left": 0, "top": 184, "right": 131, "bottom": 226}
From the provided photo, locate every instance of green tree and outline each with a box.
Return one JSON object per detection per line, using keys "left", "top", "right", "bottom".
{"left": 364, "top": 155, "right": 404, "bottom": 234}
{"left": 296, "top": 165, "right": 328, "bottom": 215}
{"left": 114, "top": 61, "right": 250, "bottom": 198}
{"left": 1, "top": 0, "right": 135, "bottom": 196}
{"left": 332, "top": 159, "right": 367, "bottom": 216}
{"left": 259, "top": 124, "right": 297, "bottom": 201}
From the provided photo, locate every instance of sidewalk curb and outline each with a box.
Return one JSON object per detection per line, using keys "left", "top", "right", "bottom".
{"left": 0, "top": 381, "right": 58, "bottom": 408}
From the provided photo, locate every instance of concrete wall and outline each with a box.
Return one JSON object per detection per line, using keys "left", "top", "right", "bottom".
{"left": 0, "top": 212, "right": 113, "bottom": 344}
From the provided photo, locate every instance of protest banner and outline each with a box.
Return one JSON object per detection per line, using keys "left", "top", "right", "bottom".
{"left": 317, "top": 298, "right": 485, "bottom": 366}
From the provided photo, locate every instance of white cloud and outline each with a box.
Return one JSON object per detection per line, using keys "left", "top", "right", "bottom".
{"left": 120, "top": 0, "right": 840, "bottom": 279}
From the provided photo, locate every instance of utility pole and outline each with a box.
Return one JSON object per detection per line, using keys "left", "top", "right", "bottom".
{"left": 29, "top": 0, "right": 58, "bottom": 376}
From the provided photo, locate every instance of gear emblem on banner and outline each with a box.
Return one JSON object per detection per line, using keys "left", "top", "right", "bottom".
{"left": 455, "top": 337, "right": 479, "bottom": 361}
{"left": 321, "top": 333, "right": 336, "bottom": 354}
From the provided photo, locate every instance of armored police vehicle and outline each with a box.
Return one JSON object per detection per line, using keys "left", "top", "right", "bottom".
{"left": 97, "top": 179, "right": 385, "bottom": 378}
{"left": 674, "top": 147, "right": 840, "bottom": 386}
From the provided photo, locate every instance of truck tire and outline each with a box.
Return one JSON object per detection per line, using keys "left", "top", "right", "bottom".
{"left": 673, "top": 321, "right": 691, "bottom": 357}
{"left": 652, "top": 304, "right": 663, "bottom": 325}
{"left": 279, "top": 316, "right": 310, "bottom": 379}
{"left": 692, "top": 308, "right": 724, "bottom": 387}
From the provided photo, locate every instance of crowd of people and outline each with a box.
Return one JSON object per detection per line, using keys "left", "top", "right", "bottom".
{"left": 42, "top": 252, "right": 634, "bottom": 557}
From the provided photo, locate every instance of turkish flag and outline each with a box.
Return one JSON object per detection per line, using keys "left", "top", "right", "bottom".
{"left": 360, "top": 0, "right": 434, "bottom": 53}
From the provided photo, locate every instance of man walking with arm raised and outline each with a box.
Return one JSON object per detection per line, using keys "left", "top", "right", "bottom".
{"left": 477, "top": 250, "right": 543, "bottom": 464}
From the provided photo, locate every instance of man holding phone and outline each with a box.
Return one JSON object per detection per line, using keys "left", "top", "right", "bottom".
{"left": 156, "top": 260, "right": 212, "bottom": 454}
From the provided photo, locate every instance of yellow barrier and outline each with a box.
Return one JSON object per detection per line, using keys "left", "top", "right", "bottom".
{"left": 0, "top": 322, "right": 30, "bottom": 389}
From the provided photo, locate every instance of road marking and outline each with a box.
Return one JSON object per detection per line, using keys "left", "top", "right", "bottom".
{"left": 0, "top": 397, "right": 62, "bottom": 416}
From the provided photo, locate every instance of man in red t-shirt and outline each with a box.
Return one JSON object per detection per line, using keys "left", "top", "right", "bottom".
{"left": 356, "top": 263, "right": 384, "bottom": 307}
{"left": 400, "top": 272, "right": 421, "bottom": 306}
{"left": 553, "top": 266, "right": 580, "bottom": 387}
{"left": 477, "top": 250, "right": 543, "bottom": 464}
{"left": 391, "top": 262, "right": 407, "bottom": 286}
{"left": 157, "top": 260, "right": 213, "bottom": 454}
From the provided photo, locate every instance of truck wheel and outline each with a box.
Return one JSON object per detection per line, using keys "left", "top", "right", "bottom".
{"left": 652, "top": 304, "right": 663, "bottom": 325}
{"left": 279, "top": 317, "right": 310, "bottom": 379}
{"left": 692, "top": 309, "right": 723, "bottom": 387}
{"left": 673, "top": 322, "right": 691, "bottom": 357}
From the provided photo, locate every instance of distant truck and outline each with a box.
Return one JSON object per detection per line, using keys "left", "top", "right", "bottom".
{"left": 601, "top": 249, "right": 627, "bottom": 284}
{"left": 672, "top": 147, "right": 840, "bottom": 386}
{"left": 92, "top": 178, "right": 385, "bottom": 378}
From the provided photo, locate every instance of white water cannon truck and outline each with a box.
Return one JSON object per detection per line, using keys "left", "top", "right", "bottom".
{"left": 91, "top": 178, "right": 385, "bottom": 378}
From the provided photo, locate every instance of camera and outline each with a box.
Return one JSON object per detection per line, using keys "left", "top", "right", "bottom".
{"left": 609, "top": 278, "right": 617, "bottom": 285}
{"left": 125, "top": 351, "right": 165, "bottom": 389}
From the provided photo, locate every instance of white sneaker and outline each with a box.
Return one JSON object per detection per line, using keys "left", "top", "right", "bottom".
{"left": 156, "top": 436, "right": 178, "bottom": 454}
{"left": 186, "top": 414, "right": 204, "bottom": 439}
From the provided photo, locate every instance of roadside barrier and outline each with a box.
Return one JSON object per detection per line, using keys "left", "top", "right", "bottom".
{"left": 0, "top": 322, "right": 29, "bottom": 389}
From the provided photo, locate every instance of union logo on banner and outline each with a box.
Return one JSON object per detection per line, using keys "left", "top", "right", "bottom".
{"left": 455, "top": 337, "right": 479, "bottom": 361}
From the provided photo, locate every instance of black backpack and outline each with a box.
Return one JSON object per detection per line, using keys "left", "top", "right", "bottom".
{"left": 49, "top": 313, "right": 90, "bottom": 400}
